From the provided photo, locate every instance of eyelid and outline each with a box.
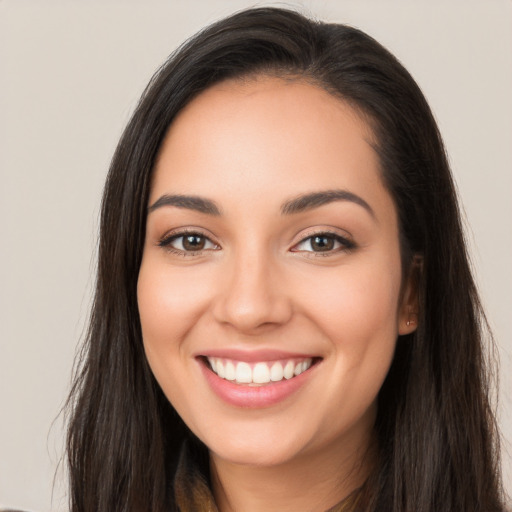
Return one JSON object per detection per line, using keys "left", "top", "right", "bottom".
{"left": 290, "top": 229, "right": 356, "bottom": 254}
{"left": 158, "top": 228, "right": 220, "bottom": 254}
{"left": 156, "top": 226, "right": 355, "bottom": 256}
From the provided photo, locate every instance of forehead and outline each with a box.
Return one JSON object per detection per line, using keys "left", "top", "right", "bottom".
{"left": 160, "top": 75, "right": 376, "bottom": 160}
{"left": 151, "top": 76, "right": 390, "bottom": 217}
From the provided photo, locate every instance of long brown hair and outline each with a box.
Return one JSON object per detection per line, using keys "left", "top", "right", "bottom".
{"left": 66, "top": 7, "right": 506, "bottom": 511}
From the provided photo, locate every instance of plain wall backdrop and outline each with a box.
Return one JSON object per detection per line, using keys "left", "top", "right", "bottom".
{"left": 1, "top": 1, "right": 511, "bottom": 510}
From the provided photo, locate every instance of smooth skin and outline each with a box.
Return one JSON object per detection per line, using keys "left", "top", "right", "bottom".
{"left": 137, "top": 76, "right": 418, "bottom": 512}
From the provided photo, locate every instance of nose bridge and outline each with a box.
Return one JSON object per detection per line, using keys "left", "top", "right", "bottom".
{"left": 213, "top": 239, "right": 292, "bottom": 331}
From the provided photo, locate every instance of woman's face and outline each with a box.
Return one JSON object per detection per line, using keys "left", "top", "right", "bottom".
{"left": 138, "top": 77, "right": 416, "bottom": 469}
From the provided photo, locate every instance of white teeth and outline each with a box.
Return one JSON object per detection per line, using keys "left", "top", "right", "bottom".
{"left": 235, "top": 362, "right": 252, "bottom": 383}
{"left": 253, "top": 363, "right": 270, "bottom": 384}
{"left": 207, "top": 357, "right": 313, "bottom": 384}
{"left": 284, "top": 361, "right": 295, "bottom": 379}
{"left": 270, "top": 362, "right": 284, "bottom": 382}
{"left": 225, "top": 360, "right": 236, "bottom": 381}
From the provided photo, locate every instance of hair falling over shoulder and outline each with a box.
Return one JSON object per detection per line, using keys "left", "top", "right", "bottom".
{"left": 65, "top": 7, "right": 508, "bottom": 511}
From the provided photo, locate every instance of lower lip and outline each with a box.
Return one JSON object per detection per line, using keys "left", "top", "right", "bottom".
{"left": 199, "top": 359, "right": 317, "bottom": 409}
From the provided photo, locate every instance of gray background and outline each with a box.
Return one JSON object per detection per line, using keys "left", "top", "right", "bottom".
{"left": 1, "top": 1, "right": 511, "bottom": 510}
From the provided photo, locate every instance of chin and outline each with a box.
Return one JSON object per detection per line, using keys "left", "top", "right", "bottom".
{"left": 203, "top": 426, "right": 312, "bottom": 468}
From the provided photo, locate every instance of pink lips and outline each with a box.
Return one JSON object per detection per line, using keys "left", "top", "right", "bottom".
{"left": 197, "top": 350, "right": 319, "bottom": 409}
{"left": 199, "top": 348, "right": 315, "bottom": 362}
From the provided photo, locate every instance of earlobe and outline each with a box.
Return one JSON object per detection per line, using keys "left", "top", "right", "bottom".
{"left": 399, "top": 306, "right": 418, "bottom": 335}
{"left": 398, "top": 255, "right": 422, "bottom": 335}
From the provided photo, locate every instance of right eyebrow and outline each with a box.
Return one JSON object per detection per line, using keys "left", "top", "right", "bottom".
{"left": 280, "top": 189, "right": 375, "bottom": 219}
{"left": 148, "top": 194, "right": 222, "bottom": 216}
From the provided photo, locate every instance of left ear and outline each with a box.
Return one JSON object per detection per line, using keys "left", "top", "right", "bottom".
{"left": 398, "top": 255, "right": 422, "bottom": 335}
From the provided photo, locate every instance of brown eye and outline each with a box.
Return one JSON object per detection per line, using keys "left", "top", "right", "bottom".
{"left": 182, "top": 234, "right": 206, "bottom": 251}
{"left": 310, "top": 235, "right": 335, "bottom": 252}
{"left": 292, "top": 232, "right": 356, "bottom": 254}
{"left": 159, "top": 231, "right": 219, "bottom": 254}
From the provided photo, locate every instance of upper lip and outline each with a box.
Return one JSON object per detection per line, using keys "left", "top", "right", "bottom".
{"left": 195, "top": 348, "right": 320, "bottom": 362}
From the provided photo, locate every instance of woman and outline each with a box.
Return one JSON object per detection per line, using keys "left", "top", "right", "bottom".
{"left": 66, "top": 7, "right": 507, "bottom": 511}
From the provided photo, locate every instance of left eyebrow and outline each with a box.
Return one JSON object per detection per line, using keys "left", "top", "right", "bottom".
{"left": 148, "top": 194, "right": 222, "bottom": 215}
{"left": 280, "top": 189, "right": 375, "bottom": 219}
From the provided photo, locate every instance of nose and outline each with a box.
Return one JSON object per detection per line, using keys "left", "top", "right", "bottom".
{"left": 212, "top": 247, "right": 293, "bottom": 333}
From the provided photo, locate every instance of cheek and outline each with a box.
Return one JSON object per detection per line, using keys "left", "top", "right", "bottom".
{"left": 137, "top": 261, "right": 214, "bottom": 346}
{"left": 136, "top": 260, "right": 215, "bottom": 419}
{"left": 136, "top": 260, "right": 214, "bottom": 407}
{"left": 298, "top": 259, "right": 402, "bottom": 342}
{"left": 295, "top": 261, "right": 401, "bottom": 429}
{"left": 295, "top": 255, "right": 402, "bottom": 404}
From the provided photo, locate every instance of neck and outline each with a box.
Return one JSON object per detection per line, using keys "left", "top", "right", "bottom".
{"left": 209, "top": 430, "right": 375, "bottom": 512}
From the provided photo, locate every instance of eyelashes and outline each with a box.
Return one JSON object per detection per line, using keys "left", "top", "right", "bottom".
{"left": 158, "top": 230, "right": 219, "bottom": 255}
{"left": 158, "top": 229, "right": 356, "bottom": 257}
{"left": 290, "top": 232, "right": 355, "bottom": 254}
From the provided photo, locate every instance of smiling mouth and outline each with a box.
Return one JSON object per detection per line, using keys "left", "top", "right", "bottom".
{"left": 203, "top": 356, "right": 319, "bottom": 385}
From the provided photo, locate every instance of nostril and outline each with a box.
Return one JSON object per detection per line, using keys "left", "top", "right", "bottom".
{"left": 211, "top": 264, "right": 293, "bottom": 331}
{"left": 212, "top": 295, "right": 293, "bottom": 332}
